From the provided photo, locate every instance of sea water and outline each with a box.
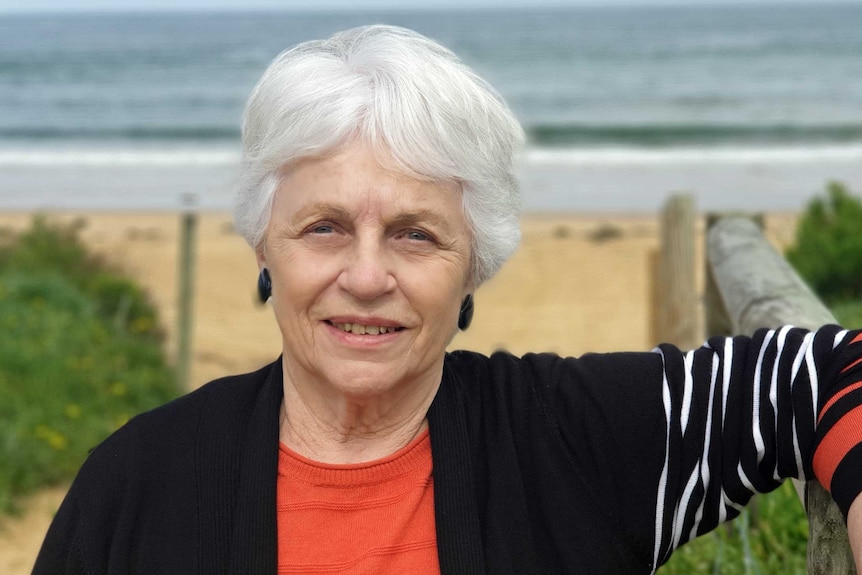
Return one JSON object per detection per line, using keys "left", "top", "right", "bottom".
{"left": 1, "top": 4, "right": 861, "bottom": 212}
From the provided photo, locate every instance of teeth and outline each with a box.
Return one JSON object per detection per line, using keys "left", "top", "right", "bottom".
{"left": 333, "top": 322, "right": 397, "bottom": 335}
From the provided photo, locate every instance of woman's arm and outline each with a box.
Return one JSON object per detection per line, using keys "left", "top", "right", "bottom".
{"left": 652, "top": 326, "right": 862, "bottom": 567}
{"left": 546, "top": 325, "right": 862, "bottom": 570}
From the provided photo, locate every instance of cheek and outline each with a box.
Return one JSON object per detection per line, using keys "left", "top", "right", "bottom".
{"left": 402, "top": 265, "right": 468, "bottom": 321}
{"left": 268, "top": 252, "right": 332, "bottom": 314}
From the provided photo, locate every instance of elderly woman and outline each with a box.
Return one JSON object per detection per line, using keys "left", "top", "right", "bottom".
{"left": 36, "top": 25, "right": 862, "bottom": 574}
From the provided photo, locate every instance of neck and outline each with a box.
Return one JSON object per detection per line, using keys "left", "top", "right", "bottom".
{"left": 278, "top": 359, "right": 440, "bottom": 464}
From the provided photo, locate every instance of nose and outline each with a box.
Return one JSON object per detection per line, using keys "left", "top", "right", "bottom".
{"left": 337, "top": 237, "right": 396, "bottom": 301}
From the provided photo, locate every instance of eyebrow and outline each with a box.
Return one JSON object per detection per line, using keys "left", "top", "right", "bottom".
{"left": 292, "top": 203, "right": 455, "bottom": 232}
{"left": 291, "top": 203, "right": 352, "bottom": 225}
{"left": 387, "top": 209, "right": 453, "bottom": 231}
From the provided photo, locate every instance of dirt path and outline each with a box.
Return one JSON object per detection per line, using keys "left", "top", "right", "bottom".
{"left": 0, "top": 486, "right": 68, "bottom": 572}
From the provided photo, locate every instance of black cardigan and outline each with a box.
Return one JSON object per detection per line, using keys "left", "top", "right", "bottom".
{"left": 34, "top": 326, "right": 862, "bottom": 574}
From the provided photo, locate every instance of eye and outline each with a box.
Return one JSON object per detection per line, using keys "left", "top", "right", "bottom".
{"left": 404, "top": 230, "right": 431, "bottom": 242}
{"left": 308, "top": 223, "right": 334, "bottom": 234}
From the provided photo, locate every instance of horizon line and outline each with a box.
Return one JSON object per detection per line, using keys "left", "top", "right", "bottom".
{"left": 1, "top": 0, "right": 860, "bottom": 16}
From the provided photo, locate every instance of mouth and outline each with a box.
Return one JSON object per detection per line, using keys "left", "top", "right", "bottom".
{"left": 325, "top": 320, "right": 405, "bottom": 336}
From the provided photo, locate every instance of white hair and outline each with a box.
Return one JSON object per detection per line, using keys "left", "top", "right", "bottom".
{"left": 234, "top": 24, "right": 524, "bottom": 285}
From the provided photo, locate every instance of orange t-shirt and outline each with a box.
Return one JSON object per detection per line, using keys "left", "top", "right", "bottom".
{"left": 276, "top": 430, "right": 439, "bottom": 574}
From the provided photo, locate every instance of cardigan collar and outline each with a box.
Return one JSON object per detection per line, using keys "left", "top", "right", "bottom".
{"left": 215, "top": 356, "right": 486, "bottom": 574}
{"left": 228, "top": 357, "right": 285, "bottom": 574}
{"left": 428, "top": 360, "right": 487, "bottom": 574}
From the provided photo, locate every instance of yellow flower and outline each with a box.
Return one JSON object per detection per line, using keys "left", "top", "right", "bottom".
{"left": 34, "top": 425, "right": 67, "bottom": 450}
{"left": 48, "top": 433, "right": 67, "bottom": 451}
{"left": 64, "top": 404, "right": 82, "bottom": 419}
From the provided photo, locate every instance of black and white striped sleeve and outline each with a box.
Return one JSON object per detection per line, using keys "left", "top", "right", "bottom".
{"left": 649, "top": 325, "right": 862, "bottom": 568}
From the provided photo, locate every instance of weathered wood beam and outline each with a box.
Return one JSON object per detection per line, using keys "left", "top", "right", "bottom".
{"left": 707, "top": 216, "right": 855, "bottom": 575}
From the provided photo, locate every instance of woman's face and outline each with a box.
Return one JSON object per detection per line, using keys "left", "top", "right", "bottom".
{"left": 259, "top": 144, "right": 472, "bottom": 402}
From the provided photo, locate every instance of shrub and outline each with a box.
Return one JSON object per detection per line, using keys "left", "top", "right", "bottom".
{"left": 0, "top": 216, "right": 162, "bottom": 340}
{"left": 786, "top": 182, "right": 862, "bottom": 303}
{"left": 0, "top": 217, "right": 177, "bottom": 514}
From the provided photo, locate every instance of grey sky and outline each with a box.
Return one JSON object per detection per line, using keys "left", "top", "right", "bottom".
{"left": 1, "top": 0, "right": 858, "bottom": 13}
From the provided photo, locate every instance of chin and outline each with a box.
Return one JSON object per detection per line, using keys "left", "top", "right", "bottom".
{"left": 323, "top": 363, "right": 409, "bottom": 398}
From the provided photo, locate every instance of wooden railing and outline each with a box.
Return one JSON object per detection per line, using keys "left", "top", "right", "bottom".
{"left": 706, "top": 216, "right": 855, "bottom": 574}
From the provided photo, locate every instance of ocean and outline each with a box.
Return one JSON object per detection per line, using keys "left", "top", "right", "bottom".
{"left": 1, "top": 3, "right": 861, "bottom": 212}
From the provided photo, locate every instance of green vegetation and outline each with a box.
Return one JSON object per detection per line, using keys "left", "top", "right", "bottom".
{"left": 660, "top": 482, "right": 808, "bottom": 574}
{"left": 0, "top": 216, "right": 178, "bottom": 514}
{"left": 786, "top": 182, "right": 862, "bottom": 304}
{"left": 833, "top": 299, "right": 862, "bottom": 329}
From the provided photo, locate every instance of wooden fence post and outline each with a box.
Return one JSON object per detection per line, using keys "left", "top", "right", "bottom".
{"left": 707, "top": 216, "right": 855, "bottom": 575}
{"left": 176, "top": 193, "right": 198, "bottom": 391}
{"left": 654, "top": 193, "right": 699, "bottom": 349}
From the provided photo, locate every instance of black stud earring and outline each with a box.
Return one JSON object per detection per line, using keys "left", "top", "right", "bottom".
{"left": 257, "top": 268, "right": 272, "bottom": 304}
{"left": 458, "top": 294, "right": 474, "bottom": 331}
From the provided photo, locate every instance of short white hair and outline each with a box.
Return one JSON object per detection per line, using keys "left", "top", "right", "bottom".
{"left": 234, "top": 24, "right": 524, "bottom": 285}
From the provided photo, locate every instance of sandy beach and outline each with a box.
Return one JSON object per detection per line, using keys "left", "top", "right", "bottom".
{"left": 0, "top": 209, "right": 799, "bottom": 572}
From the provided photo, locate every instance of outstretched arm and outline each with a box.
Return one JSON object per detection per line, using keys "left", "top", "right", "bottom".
{"left": 642, "top": 326, "right": 862, "bottom": 568}
{"left": 544, "top": 325, "right": 862, "bottom": 570}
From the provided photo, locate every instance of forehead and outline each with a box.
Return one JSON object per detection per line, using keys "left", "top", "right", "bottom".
{"left": 273, "top": 146, "right": 464, "bottom": 223}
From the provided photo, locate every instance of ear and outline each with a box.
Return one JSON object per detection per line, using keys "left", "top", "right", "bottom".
{"left": 255, "top": 241, "right": 267, "bottom": 270}
{"left": 462, "top": 278, "right": 475, "bottom": 300}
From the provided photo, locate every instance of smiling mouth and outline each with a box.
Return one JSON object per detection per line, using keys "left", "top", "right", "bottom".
{"left": 326, "top": 321, "right": 405, "bottom": 335}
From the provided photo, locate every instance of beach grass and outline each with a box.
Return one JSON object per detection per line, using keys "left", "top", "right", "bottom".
{"left": 0, "top": 217, "right": 178, "bottom": 515}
